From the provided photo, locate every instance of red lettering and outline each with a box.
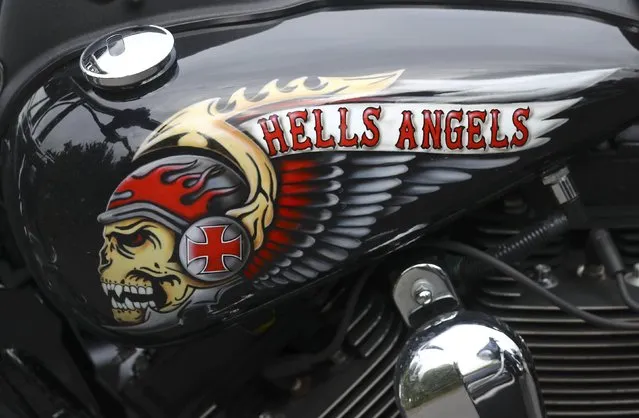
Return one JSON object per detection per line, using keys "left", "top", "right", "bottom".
{"left": 422, "top": 110, "right": 443, "bottom": 149}
{"left": 361, "top": 106, "right": 382, "bottom": 148}
{"left": 312, "top": 109, "right": 335, "bottom": 149}
{"left": 445, "top": 110, "right": 464, "bottom": 150}
{"left": 511, "top": 107, "right": 531, "bottom": 147}
{"left": 395, "top": 110, "right": 417, "bottom": 150}
{"left": 338, "top": 107, "right": 358, "bottom": 147}
{"left": 466, "top": 110, "right": 487, "bottom": 150}
{"left": 258, "top": 115, "right": 289, "bottom": 156}
{"left": 287, "top": 110, "right": 312, "bottom": 151}
{"left": 489, "top": 109, "right": 508, "bottom": 148}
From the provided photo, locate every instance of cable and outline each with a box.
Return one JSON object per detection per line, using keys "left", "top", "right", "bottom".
{"left": 457, "top": 212, "right": 569, "bottom": 282}
{"left": 587, "top": 228, "right": 639, "bottom": 313}
{"left": 435, "top": 241, "right": 639, "bottom": 330}
{"left": 263, "top": 265, "right": 376, "bottom": 380}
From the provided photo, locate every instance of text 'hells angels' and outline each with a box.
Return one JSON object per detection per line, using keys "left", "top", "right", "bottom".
{"left": 255, "top": 105, "right": 531, "bottom": 157}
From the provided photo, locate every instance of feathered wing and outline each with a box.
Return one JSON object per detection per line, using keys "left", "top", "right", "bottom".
{"left": 241, "top": 76, "right": 598, "bottom": 287}
{"left": 244, "top": 152, "right": 520, "bottom": 288}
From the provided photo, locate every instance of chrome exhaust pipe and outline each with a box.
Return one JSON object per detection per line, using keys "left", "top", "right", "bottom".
{"left": 394, "top": 310, "right": 545, "bottom": 418}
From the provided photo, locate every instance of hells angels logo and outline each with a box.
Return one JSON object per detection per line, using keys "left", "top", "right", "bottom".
{"left": 96, "top": 68, "right": 614, "bottom": 328}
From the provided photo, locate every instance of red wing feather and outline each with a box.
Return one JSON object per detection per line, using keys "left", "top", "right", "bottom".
{"left": 244, "top": 158, "right": 319, "bottom": 280}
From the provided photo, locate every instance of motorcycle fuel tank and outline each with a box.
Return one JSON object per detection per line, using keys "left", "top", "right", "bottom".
{"left": 3, "top": 5, "right": 639, "bottom": 344}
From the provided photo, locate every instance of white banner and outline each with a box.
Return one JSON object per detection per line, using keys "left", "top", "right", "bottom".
{"left": 241, "top": 99, "right": 579, "bottom": 157}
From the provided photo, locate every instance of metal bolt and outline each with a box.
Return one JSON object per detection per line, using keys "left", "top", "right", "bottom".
{"left": 542, "top": 167, "right": 577, "bottom": 205}
{"left": 577, "top": 263, "right": 605, "bottom": 280}
{"left": 624, "top": 263, "right": 639, "bottom": 288}
{"left": 413, "top": 284, "right": 432, "bottom": 306}
{"left": 541, "top": 167, "right": 570, "bottom": 186}
{"left": 534, "top": 264, "right": 557, "bottom": 289}
{"left": 534, "top": 263, "right": 551, "bottom": 277}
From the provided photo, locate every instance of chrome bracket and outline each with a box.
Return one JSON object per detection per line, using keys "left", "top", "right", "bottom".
{"left": 392, "top": 263, "right": 459, "bottom": 327}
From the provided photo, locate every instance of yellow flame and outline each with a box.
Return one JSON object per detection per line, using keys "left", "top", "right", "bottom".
{"left": 134, "top": 70, "right": 403, "bottom": 158}
{"left": 133, "top": 70, "right": 404, "bottom": 250}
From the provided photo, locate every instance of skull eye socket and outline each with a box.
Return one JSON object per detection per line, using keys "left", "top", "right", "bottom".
{"left": 128, "top": 232, "right": 146, "bottom": 247}
{"left": 106, "top": 224, "right": 163, "bottom": 260}
{"left": 114, "top": 230, "right": 149, "bottom": 249}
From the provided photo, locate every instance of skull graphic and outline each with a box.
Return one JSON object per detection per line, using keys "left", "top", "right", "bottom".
{"left": 98, "top": 155, "right": 247, "bottom": 325}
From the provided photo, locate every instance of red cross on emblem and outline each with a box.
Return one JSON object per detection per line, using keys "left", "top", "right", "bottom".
{"left": 186, "top": 225, "right": 243, "bottom": 274}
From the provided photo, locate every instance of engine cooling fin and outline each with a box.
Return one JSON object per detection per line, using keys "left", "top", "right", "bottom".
{"left": 468, "top": 197, "right": 639, "bottom": 417}
{"left": 476, "top": 274, "right": 639, "bottom": 417}
{"left": 272, "top": 290, "right": 407, "bottom": 418}
{"left": 456, "top": 192, "right": 639, "bottom": 416}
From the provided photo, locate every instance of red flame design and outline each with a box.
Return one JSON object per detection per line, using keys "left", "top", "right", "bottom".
{"left": 107, "top": 162, "right": 236, "bottom": 224}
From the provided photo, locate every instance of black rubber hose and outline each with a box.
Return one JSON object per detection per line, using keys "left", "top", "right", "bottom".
{"left": 457, "top": 211, "right": 570, "bottom": 282}
{"left": 437, "top": 241, "right": 639, "bottom": 330}
{"left": 586, "top": 228, "right": 639, "bottom": 313}
{"left": 590, "top": 229, "right": 625, "bottom": 275}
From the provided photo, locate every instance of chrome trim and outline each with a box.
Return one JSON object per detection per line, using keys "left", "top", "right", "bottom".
{"left": 394, "top": 310, "right": 545, "bottom": 418}
{"left": 392, "top": 263, "right": 459, "bottom": 327}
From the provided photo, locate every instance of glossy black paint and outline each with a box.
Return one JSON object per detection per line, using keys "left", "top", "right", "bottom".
{"left": 4, "top": 6, "right": 639, "bottom": 344}
{"left": 4, "top": 0, "right": 639, "bottom": 132}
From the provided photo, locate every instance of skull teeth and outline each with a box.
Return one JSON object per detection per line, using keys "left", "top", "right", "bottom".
{"left": 104, "top": 283, "right": 155, "bottom": 311}
{"left": 102, "top": 284, "right": 152, "bottom": 295}
{"left": 111, "top": 298, "right": 136, "bottom": 311}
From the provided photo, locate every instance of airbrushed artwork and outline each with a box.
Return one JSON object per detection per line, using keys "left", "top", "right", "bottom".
{"left": 96, "top": 68, "right": 613, "bottom": 329}
{"left": 10, "top": 5, "right": 639, "bottom": 418}
{"left": 254, "top": 103, "right": 532, "bottom": 156}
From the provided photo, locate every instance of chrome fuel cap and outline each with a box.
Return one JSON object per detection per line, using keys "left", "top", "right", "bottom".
{"left": 80, "top": 25, "right": 176, "bottom": 89}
